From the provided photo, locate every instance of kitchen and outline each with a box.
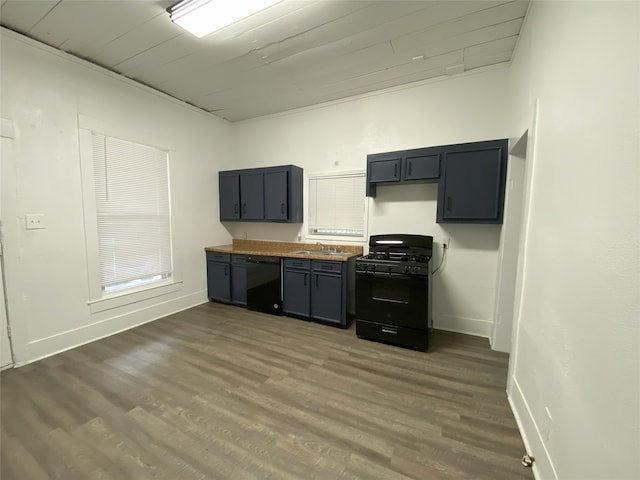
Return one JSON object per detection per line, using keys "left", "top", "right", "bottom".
{"left": 0, "top": 1, "right": 638, "bottom": 480}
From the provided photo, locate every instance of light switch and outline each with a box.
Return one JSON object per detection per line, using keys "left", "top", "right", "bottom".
{"left": 25, "top": 214, "right": 46, "bottom": 230}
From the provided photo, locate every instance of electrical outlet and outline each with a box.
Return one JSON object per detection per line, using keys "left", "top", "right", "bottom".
{"left": 442, "top": 237, "right": 450, "bottom": 249}
{"left": 25, "top": 214, "right": 46, "bottom": 230}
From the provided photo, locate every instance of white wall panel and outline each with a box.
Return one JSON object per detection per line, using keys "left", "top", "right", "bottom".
{"left": 506, "top": 2, "right": 640, "bottom": 479}
{"left": 0, "top": 30, "right": 233, "bottom": 364}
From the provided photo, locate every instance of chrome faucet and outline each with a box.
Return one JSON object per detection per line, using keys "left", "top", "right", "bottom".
{"left": 316, "top": 242, "right": 326, "bottom": 251}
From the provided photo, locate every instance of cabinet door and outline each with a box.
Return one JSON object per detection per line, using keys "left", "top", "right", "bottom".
{"left": 219, "top": 173, "right": 240, "bottom": 220}
{"left": 207, "top": 261, "right": 231, "bottom": 302}
{"left": 283, "top": 269, "right": 310, "bottom": 317}
{"left": 311, "top": 272, "right": 342, "bottom": 323}
{"left": 231, "top": 264, "right": 246, "bottom": 306}
{"left": 368, "top": 153, "right": 402, "bottom": 183}
{"left": 240, "top": 172, "right": 264, "bottom": 220}
{"left": 264, "top": 169, "right": 288, "bottom": 221}
{"left": 437, "top": 140, "right": 507, "bottom": 223}
{"left": 403, "top": 148, "right": 440, "bottom": 181}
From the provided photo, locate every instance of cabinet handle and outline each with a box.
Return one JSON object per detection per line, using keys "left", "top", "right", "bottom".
{"left": 242, "top": 204, "right": 247, "bottom": 214}
{"left": 315, "top": 274, "right": 319, "bottom": 287}
{"left": 281, "top": 203, "right": 285, "bottom": 214}
{"left": 234, "top": 204, "right": 238, "bottom": 214}
{"left": 394, "top": 164, "right": 398, "bottom": 177}
{"left": 407, "top": 161, "right": 412, "bottom": 176}
{"left": 304, "top": 273, "right": 307, "bottom": 286}
{"left": 224, "top": 265, "right": 229, "bottom": 276}
{"left": 447, "top": 197, "right": 453, "bottom": 212}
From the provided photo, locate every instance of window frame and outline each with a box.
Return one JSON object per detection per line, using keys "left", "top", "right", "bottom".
{"left": 78, "top": 116, "right": 181, "bottom": 313}
{"left": 305, "top": 170, "right": 369, "bottom": 244}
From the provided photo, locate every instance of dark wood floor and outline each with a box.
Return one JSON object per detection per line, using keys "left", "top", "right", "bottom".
{"left": 1, "top": 302, "right": 533, "bottom": 480}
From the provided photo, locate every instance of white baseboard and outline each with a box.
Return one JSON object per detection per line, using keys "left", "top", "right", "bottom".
{"left": 433, "top": 313, "right": 492, "bottom": 338}
{"left": 508, "top": 376, "right": 558, "bottom": 480}
{"left": 24, "top": 290, "right": 208, "bottom": 365}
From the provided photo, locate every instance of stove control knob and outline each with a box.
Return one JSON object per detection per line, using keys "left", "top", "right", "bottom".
{"left": 404, "top": 266, "right": 410, "bottom": 273}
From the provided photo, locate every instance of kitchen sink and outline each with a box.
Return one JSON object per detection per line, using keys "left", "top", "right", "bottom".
{"left": 289, "top": 250, "right": 349, "bottom": 256}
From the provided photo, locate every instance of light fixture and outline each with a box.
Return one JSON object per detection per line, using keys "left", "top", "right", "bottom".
{"left": 168, "top": 0, "right": 283, "bottom": 38}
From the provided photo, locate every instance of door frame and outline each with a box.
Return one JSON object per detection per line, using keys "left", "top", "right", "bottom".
{"left": 506, "top": 101, "right": 540, "bottom": 393}
{"left": 1, "top": 118, "right": 15, "bottom": 369}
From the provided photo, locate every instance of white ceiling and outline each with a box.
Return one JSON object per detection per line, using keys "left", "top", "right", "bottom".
{"left": 0, "top": 0, "right": 530, "bottom": 122}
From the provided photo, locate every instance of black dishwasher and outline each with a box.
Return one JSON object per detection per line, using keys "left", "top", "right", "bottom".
{"left": 246, "top": 255, "right": 282, "bottom": 316}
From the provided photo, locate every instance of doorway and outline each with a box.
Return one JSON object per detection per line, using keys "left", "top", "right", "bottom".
{"left": 491, "top": 132, "right": 528, "bottom": 353}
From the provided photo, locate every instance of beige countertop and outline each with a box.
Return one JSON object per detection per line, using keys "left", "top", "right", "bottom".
{"left": 205, "top": 239, "right": 363, "bottom": 262}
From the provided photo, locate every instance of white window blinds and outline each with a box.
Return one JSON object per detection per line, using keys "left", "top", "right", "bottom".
{"left": 308, "top": 173, "right": 365, "bottom": 237}
{"left": 92, "top": 134, "right": 172, "bottom": 292}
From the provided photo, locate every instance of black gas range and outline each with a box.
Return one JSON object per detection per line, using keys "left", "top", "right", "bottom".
{"left": 355, "top": 234, "right": 433, "bottom": 351}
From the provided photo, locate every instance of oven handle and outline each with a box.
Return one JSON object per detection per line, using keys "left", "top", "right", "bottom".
{"left": 356, "top": 270, "right": 427, "bottom": 280}
{"left": 372, "top": 297, "right": 408, "bottom": 305}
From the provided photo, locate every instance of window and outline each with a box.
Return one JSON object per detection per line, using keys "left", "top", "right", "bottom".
{"left": 90, "top": 133, "right": 172, "bottom": 294}
{"left": 307, "top": 171, "right": 367, "bottom": 239}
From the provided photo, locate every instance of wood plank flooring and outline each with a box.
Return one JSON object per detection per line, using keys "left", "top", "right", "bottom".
{"left": 1, "top": 302, "right": 534, "bottom": 479}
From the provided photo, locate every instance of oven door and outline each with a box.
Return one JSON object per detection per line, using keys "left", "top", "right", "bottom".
{"left": 355, "top": 270, "right": 428, "bottom": 329}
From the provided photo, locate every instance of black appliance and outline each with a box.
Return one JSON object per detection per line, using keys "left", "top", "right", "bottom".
{"left": 355, "top": 234, "right": 433, "bottom": 351}
{"left": 246, "top": 255, "right": 282, "bottom": 316}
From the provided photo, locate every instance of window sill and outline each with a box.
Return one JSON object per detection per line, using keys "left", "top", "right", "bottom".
{"left": 87, "top": 280, "right": 183, "bottom": 314}
{"left": 305, "top": 233, "right": 366, "bottom": 244}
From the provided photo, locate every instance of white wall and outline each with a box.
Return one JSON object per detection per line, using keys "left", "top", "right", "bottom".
{"left": 0, "top": 29, "right": 234, "bottom": 364}
{"left": 506, "top": 2, "right": 640, "bottom": 479}
{"left": 231, "top": 68, "right": 512, "bottom": 336}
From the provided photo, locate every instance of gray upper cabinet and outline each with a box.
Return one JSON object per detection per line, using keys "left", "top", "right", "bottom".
{"left": 264, "top": 169, "right": 288, "bottom": 221}
{"left": 366, "top": 146, "right": 440, "bottom": 196}
{"left": 219, "top": 174, "right": 240, "bottom": 220}
{"left": 240, "top": 171, "right": 264, "bottom": 220}
{"left": 368, "top": 152, "right": 402, "bottom": 185}
{"left": 403, "top": 148, "right": 441, "bottom": 181}
{"left": 436, "top": 139, "right": 508, "bottom": 224}
{"left": 219, "top": 165, "right": 303, "bottom": 223}
{"left": 366, "top": 140, "right": 508, "bottom": 224}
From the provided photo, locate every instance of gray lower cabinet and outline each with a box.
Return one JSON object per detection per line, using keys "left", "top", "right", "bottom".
{"left": 207, "top": 252, "right": 231, "bottom": 302}
{"left": 230, "top": 254, "right": 247, "bottom": 306}
{"left": 283, "top": 258, "right": 354, "bottom": 328}
{"left": 311, "top": 262, "right": 344, "bottom": 324}
{"left": 206, "top": 252, "right": 246, "bottom": 305}
{"left": 283, "top": 258, "right": 311, "bottom": 317}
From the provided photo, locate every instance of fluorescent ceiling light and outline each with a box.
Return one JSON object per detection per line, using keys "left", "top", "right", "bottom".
{"left": 169, "top": 0, "right": 283, "bottom": 38}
